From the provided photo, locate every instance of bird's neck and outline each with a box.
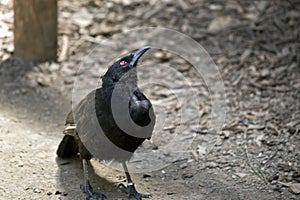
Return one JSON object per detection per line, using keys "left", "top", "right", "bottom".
{"left": 102, "top": 80, "right": 138, "bottom": 104}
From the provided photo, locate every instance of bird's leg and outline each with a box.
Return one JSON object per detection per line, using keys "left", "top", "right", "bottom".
{"left": 118, "top": 162, "right": 152, "bottom": 200}
{"left": 80, "top": 159, "right": 106, "bottom": 200}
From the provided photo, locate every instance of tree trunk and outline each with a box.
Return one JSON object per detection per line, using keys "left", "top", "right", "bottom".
{"left": 14, "top": 0, "right": 57, "bottom": 62}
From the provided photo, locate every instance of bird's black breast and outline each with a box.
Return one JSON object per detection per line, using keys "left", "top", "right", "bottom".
{"left": 94, "top": 88, "right": 155, "bottom": 157}
{"left": 130, "top": 90, "right": 153, "bottom": 127}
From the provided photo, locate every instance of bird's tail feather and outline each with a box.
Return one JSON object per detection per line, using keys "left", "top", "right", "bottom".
{"left": 56, "top": 135, "right": 79, "bottom": 158}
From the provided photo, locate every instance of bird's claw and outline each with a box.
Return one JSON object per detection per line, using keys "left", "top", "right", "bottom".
{"left": 81, "top": 182, "right": 107, "bottom": 200}
{"left": 118, "top": 183, "right": 152, "bottom": 200}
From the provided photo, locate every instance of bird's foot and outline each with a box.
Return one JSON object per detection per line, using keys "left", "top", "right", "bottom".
{"left": 80, "top": 182, "right": 107, "bottom": 200}
{"left": 118, "top": 182, "right": 152, "bottom": 200}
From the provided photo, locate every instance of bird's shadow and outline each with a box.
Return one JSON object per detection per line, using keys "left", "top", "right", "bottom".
{"left": 56, "top": 157, "right": 125, "bottom": 199}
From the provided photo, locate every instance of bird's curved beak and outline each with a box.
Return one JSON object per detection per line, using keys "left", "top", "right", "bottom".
{"left": 129, "top": 46, "right": 150, "bottom": 67}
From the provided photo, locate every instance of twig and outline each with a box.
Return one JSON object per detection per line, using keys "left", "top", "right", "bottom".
{"left": 245, "top": 146, "right": 268, "bottom": 185}
{"left": 263, "top": 149, "right": 278, "bottom": 165}
{"left": 58, "top": 35, "right": 69, "bottom": 62}
{"left": 249, "top": 80, "right": 292, "bottom": 92}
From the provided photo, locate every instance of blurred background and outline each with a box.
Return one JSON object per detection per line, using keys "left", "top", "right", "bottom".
{"left": 0, "top": 0, "right": 299, "bottom": 199}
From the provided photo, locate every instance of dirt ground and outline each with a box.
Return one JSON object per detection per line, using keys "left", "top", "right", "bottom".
{"left": 0, "top": 0, "right": 300, "bottom": 199}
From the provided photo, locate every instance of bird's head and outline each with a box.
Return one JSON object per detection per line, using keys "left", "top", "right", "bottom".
{"left": 102, "top": 47, "right": 149, "bottom": 93}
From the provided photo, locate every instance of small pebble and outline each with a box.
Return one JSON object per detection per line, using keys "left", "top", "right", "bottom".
{"left": 33, "top": 188, "right": 41, "bottom": 193}
{"left": 182, "top": 172, "right": 193, "bottom": 179}
{"left": 55, "top": 190, "right": 62, "bottom": 195}
{"left": 180, "top": 163, "right": 188, "bottom": 169}
{"left": 143, "top": 174, "right": 151, "bottom": 178}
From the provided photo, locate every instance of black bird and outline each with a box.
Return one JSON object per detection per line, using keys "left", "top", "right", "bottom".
{"left": 57, "top": 47, "right": 155, "bottom": 200}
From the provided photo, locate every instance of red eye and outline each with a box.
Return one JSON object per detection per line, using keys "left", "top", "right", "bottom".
{"left": 120, "top": 60, "right": 127, "bottom": 65}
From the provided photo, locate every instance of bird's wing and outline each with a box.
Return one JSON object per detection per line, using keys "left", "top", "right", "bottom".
{"left": 63, "top": 89, "right": 104, "bottom": 137}
{"left": 71, "top": 88, "right": 152, "bottom": 161}
{"left": 62, "top": 109, "right": 76, "bottom": 136}
{"left": 73, "top": 89, "right": 102, "bottom": 140}
{"left": 63, "top": 110, "right": 76, "bottom": 136}
{"left": 65, "top": 110, "right": 75, "bottom": 125}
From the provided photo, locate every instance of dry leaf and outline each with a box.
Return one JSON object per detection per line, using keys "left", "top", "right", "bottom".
{"left": 243, "top": 113, "right": 258, "bottom": 121}
{"left": 208, "top": 16, "right": 233, "bottom": 32}
{"left": 240, "top": 49, "right": 252, "bottom": 62}
{"left": 289, "top": 183, "right": 300, "bottom": 194}
{"left": 279, "top": 182, "right": 300, "bottom": 194}
{"left": 247, "top": 124, "right": 265, "bottom": 130}
{"left": 154, "top": 51, "right": 173, "bottom": 62}
{"left": 255, "top": 134, "right": 264, "bottom": 147}
{"left": 235, "top": 172, "right": 248, "bottom": 178}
